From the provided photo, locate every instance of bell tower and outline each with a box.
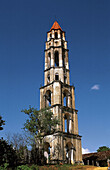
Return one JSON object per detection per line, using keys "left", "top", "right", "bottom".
{"left": 40, "top": 21, "right": 82, "bottom": 164}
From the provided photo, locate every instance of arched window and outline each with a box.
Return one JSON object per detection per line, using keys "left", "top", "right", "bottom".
{"left": 55, "top": 51, "right": 59, "bottom": 67}
{"left": 69, "top": 116, "right": 71, "bottom": 133}
{"left": 62, "top": 50, "right": 65, "bottom": 67}
{"left": 60, "top": 32, "right": 62, "bottom": 39}
{"left": 50, "top": 33, "right": 52, "bottom": 38}
{"left": 64, "top": 114, "right": 71, "bottom": 133}
{"left": 64, "top": 75, "right": 67, "bottom": 84}
{"left": 48, "top": 52, "right": 51, "bottom": 67}
{"left": 66, "top": 142, "right": 73, "bottom": 164}
{"left": 44, "top": 142, "right": 50, "bottom": 164}
{"left": 66, "top": 144, "right": 69, "bottom": 160}
{"left": 47, "top": 74, "right": 50, "bottom": 83}
{"left": 64, "top": 115, "right": 67, "bottom": 133}
{"left": 55, "top": 73, "right": 59, "bottom": 80}
{"left": 63, "top": 56, "right": 65, "bottom": 67}
{"left": 55, "top": 32, "right": 58, "bottom": 39}
{"left": 45, "top": 90, "right": 51, "bottom": 107}
{"left": 64, "top": 113, "right": 71, "bottom": 133}
{"left": 63, "top": 92, "right": 67, "bottom": 106}
{"left": 64, "top": 96, "right": 66, "bottom": 106}
{"left": 63, "top": 90, "right": 71, "bottom": 108}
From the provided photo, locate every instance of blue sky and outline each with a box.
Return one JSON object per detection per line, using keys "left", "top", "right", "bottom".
{"left": 0, "top": 0, "right": 110, "bottom": 153}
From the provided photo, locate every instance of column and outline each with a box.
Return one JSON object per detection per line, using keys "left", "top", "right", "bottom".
{"left": 59, "top": 48, "right": 63, "bottom": 67}
{"left": 51, "top": 48, "right": 54, "bottom": 67}
{"left": 65, "top": 51, "right": 69, "bottom": 69}
{"left": 69, "top": 118, "right": 72, "bottom": 133}
{"left": 71, "top": 148, "right": 74, "bottom": 164}
{"left": 45, "top": 51, "right": 48, "bottom": 70}
{"left": 44, "top": 151, "right": 49, "bottom": 163}
{"left": 68, "top": 94, "right": 71, "bottom": 107}
{"left": 87, "top": 160, "right": 89, "bottom": 165}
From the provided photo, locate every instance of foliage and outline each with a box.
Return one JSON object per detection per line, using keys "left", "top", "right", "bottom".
{"left": 22, "top": 106, "right": 59, "bottom": 138}
{"left": 0, "top": 163, "right": 9, "bottom": 170}
{"left": 31, "top": 164, "right": 39, "bottom": 170}
{"left": 22, "top": 106, "right": 59, "bottom": 165}
{"left": 30, "top": 143, "right": 39, "bottom": 164}
{"left": 0, "top": 115, "right": 5, "bottom": 130}
{"left": 16, "top": 164, "right": 43, "bottom": 170}
{"left": 97, "top": 146, "right": 110, "bottom": 152}
{"left": 0, "top": 138, "right": 17, "bottom": 167}
{"left": 17, "top": 164, "right": 30, "bottom": 170}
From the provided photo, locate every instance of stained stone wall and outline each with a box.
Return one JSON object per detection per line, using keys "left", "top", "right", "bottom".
{"left": 39, "top": 23, "right": 82, "bottom": 164}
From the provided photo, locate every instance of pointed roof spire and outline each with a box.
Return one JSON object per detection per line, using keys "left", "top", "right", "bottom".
{"left": 50, "top": 21, "right": 63, "bottom": 31}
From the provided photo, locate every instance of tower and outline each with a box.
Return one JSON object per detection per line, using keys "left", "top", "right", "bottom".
{"left": 40, "top": 21, "right": 82, "bottom": 164}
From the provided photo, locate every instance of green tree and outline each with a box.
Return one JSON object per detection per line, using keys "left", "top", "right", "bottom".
{"left": 97, "top": 146, "right": 110, "bottom": 152}
{"left": 0, "top": 115, "right": 5, "bottom": 130}
{"left": 0, "top": 138, "right": 17, "bottom": 167}
{"left": 22, "top": 106, "right": 59, "bottom": 138}
{"left": 22, "top": 106, "right": 59, "bottom": 164}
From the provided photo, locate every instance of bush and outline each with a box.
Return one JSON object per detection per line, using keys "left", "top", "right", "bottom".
{"left": 31, "top": 164, "right": 39, "bottom": 170}
{"left": 17, "top": 165, "right": 30, "bottom": 170}
{"left": 17, "top": 164, "right": 39, "bottom": 170}
{"left": 0, "top": 163, "right": 9, "bottom": 170}
{"left": 0, "top": 138, "right": 17, "bottom": 167}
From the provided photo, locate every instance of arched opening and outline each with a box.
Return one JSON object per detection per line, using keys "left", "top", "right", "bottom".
{"left": 66, "top": 142, "right": 74, "bottom": 164}
{"left": 60, "top": 32, "right": 62, "bottom": 39}
{"left": 44, "top": 142, "right": 50, "bottom": 164}
{"left": 64, "top": 75, "right": 67, "bottom": 84}
{"left": 50, "top": 33, "right": 52, "bottom": 38}
{"left": 66, "top": 144, "right": 69, "bottom": 161}
{"left": 55, "top": 32, "right": 58, "bottom": 39}
{"left": 55, "top": 73, "right": 59, "bottom": 80}
{"left": 63, "top": 95, "right": 66, "bottom": 106}
{"left": 63, "top": 90, "right": 71, "bottom": 108}
{"left": 64, "top": 114, "right": 67, "bottom": 132}
{"left": 64, "top": 113, "right": 71, "bottom": 133}
{"left": 63, "top": 56, "right": 65, "bottom": 67}
{"left": 47, "top": 74, "right": 50, "bottom": 83}
{"left": 48, "top": 52, "right": 51, "bottom": 67}
{"left": 45, "top": 90, "right": 51, "bottom": 107}
{"left": 63, "top": 91, "right": 68, "bottom": 107}
{"left": 55, "top": 51, "right": 59, "bottom": 67}
{"left": 69, "top": 115, "right": 72, "bottom": 133}
{"left": 62, "top": 49, "right": 65, "bottom": 67}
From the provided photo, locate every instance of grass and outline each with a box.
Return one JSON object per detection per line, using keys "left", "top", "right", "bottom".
{"left": 31, "top": 165, "right": 108, "bottom": 170}
{"left": 0, "top": 164, "right": 108, "bottom": 170}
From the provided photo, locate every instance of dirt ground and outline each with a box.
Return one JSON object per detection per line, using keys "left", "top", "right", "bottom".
{"left": 83, "top": 167, "right": 108, "bottom": 170}
{"left": 39, "top": 165, "right": 108, "bottom": 170}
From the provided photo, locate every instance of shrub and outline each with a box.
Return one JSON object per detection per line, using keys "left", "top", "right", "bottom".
{"left": 17, "top": 165, "right": 30, "bottom": 170}
{"left": 0, "top": 163, "right": 9, "bottom": 170}
{"left": 31, "top": 164, "right": 39, "bottom": 170}
{"left": 0, "top": 138, "right": 17, "bottom": 167}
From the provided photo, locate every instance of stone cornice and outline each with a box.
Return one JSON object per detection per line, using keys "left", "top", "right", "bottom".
{"left": 46, "top": 131, "right": 82, "bottom": 139}
{"left": 47, "top": 29, "right": 65, "bottom": 33}
{"left": 44, "top": 46, "right": 69, "bottom": 52}
{"left": 44, "top": 66, "right": 70, "bottom": 72}
{"left": 38, "top": 103, "right": 78, "bottom": 114}
{"left": 40, "top": 80, "right": 75, "bottom": 89}
{"left": 45, "top": 38, "right": 67, "bottom": 43}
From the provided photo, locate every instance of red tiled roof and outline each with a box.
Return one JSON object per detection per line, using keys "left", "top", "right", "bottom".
{"left": 50, "top": 21, "right": 63, "bottom": 31}
{"left": 83, "top": 150, "right": 110, "bottom": 161}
